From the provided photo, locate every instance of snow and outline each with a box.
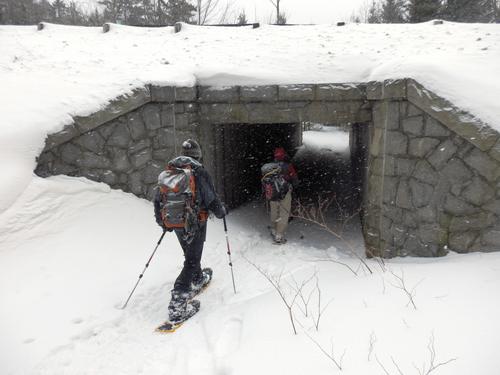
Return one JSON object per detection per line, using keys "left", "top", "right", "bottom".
{"left": 1, "top": 22, "right": 500, "bottom": 374}
{"left": 302, "top": 125, "right": 351, "bottom": 154}
{"left": 1, "top": 174, "right": 500, "bottom": 374}
{"left": 1, "top": 21, "right": 500, "bottom": 212}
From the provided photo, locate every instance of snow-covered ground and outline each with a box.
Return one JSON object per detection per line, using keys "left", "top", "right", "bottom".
{"left": 1, "top": 174, "right": 500, "bottom": 375}
{"left": 0, "top": 130, "right": 499, "bottom": 375}
{"left": 1, "top": 21, "right": 500, "bottom": 212}
{"left": 1, "top": 22, "right": 500, "bottom": 374}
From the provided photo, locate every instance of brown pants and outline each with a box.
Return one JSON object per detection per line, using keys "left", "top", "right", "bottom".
{"left": 269, "top": 189, "right": 292, "bottom": 238}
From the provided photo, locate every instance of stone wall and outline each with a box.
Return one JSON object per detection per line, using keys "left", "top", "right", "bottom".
{"left": 36, "top": 100, "right": 198, "bottom": 199}
{"left": 364, "top": 80, "right": 500, "bottom": 256}
{"left": 35, "top": 80, "right": 500, "bottom": 256}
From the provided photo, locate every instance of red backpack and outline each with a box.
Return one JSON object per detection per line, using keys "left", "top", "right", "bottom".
{"left": 261, "top": 162, "right": 290, "bottom": 201}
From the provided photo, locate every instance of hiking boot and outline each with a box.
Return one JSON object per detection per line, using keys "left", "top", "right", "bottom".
{"left": 273, "top": 235, "right": 287, "bottom": 245}
{"left": 168, "top": 290, "right": 200, "bottom": 323}
{"left": 191, "top": 268, "right": 212, "bottom": 296}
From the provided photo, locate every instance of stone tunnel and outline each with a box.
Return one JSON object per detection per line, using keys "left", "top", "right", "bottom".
{"left": 35, "top": 79, "right": 500, "bottom": 257}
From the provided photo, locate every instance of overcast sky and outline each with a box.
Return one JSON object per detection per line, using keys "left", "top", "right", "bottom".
{"left": 233, "top": 0, "right": 369, "bottom": 24}
{"left": 71, "top": 0, "right": 370, "bottom": 24}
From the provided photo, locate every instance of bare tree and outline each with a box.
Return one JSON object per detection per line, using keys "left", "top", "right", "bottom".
{"left": 377, "top": 333, "right": 458, "bottom": 374}
{"left": 350, "top": 0, "right": 378, "bottom": 23}
{"left": 414, "top": 333, "right": 457, "bottom": 375}
{"left": 268, "top": 0, "right": 286, "bottom": 24}
{"left": 311, "top": 276, "right": 333, "bottom": 331}
{"left": 235, "top": 9, "right": 247, "bottom": 24}
{"left": 242, "top": 254, "right": 302, "bottom": 335}
{"left": 368, "top": 331, "right": 377, "bottom": 361}
{"left": 387, "top": 269, "right": 422, "bottom": 310}
{"left": 195, "top": 0, "right": 234, "bottom": 24}
{"left": 304, "top": 333, "right": 346, "bottom": 371}
{"left": 292, "top": 195, "right": 383, "bottom": 274}
{"left": 290, "top": 272, "right": 317, "bottom": 318}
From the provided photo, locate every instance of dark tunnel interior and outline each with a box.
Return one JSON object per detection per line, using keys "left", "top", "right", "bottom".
{"left": 215, "top": 123, "right": 367, "bottom": 218}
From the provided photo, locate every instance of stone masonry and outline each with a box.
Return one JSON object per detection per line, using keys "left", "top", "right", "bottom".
{"left": 35, "top": 79, "right": 500, "bottom": 257}
{"left": 364, "top": 80, "right": 500, "bottom": 256}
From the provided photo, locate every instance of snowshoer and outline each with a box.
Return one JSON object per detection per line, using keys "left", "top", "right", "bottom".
{"left": 261, "top": 147, "right": 299, "bottom": 244}
{"left": 153, "top": 139, "right": 226, "bottom": 325}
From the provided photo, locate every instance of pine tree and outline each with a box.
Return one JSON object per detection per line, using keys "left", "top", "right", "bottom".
{"left": 163, "top": 0, "right": 195, "bottom": 24}
{"left": 99, "top": 0, "right": 124, "bottom": 23}
{"left": 0, "top": 1, "right": 5, "bottom": 24}
{"left": 482, "top": 0, "right": 500, "bottom": 21}
{"left": 381, "top": 0, "right": 406, "bottom": 22}
{"left": 407, "top": 0, "right": 442, "bottom": 22}
{"left": 442, "top": 0, "right": 485, "bottom": 22}
{"left": 52, "top": 0, "right": 66, "bottom": 20}
{"left": 367, "top": 0, "right": 381, "bottom": 23}
{"left": 2, "top": 0, "right": 33, "bottom": 24}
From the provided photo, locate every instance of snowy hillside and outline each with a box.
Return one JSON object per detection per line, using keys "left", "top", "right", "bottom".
{"left": 1, "top": 174, "right": 500, "bottom": 375}
{"left": 1, "top": 21, "right": 500, "bottom": 212}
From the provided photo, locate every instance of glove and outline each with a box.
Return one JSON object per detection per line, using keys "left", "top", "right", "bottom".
{"left": 209, "top": 200, "right": 227, "bottom": 219}
{"left": 156, "top": 217, "right": 172, "bottom": 231}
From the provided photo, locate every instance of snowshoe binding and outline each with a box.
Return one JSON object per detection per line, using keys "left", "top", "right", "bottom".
{"left": 156, "top": 299, "right": 200, "bottom": 333}
{"left": 155, "top": 268, "right": 212, "bottom": 334}
{"left": 189, "top": 267, "right": 213, "bottom": 299}
{"left": 272, "top": 235, "right": 287, "bottom": 245}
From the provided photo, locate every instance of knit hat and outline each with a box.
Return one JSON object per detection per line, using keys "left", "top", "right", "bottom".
{"left": 181, "top": 139, "right": 202, "bottom": 160}
{"left": 274, "top": 147, "right": 287, "bottom": 161}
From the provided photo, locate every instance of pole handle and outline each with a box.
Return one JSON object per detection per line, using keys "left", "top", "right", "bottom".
{"left": 223, "top": 216, "right": 228, "bottom": 232}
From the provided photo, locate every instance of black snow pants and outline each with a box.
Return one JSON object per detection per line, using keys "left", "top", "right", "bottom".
{"left": 173, "top": 223, "right": 207, "bottom": 292}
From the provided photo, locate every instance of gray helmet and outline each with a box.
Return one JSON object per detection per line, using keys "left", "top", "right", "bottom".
{"left": 181, "top": 139, "right": 202, "bottom": 160}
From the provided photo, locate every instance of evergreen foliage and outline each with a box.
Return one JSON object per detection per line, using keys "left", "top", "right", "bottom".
{"left": 354, "top": 0, "right": 499, "bottom": 23}
{"left": 408, "top": 0, "right": 443, "bottom": 22}
{"left": 0, "top": 0, "right": 195, "bottom": 26}
{"left": 381, "top": 0, "right": 407, "bottom": 23}
{"left": 367, "top": 0, "right": 382, "bottom": 23}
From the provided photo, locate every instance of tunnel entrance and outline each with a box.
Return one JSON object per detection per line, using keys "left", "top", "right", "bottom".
{"left": 214, "top": 122, "right": 368, "bottom": 222}
{"left": 214, "top": 122, "right": 302, "bottom": 208}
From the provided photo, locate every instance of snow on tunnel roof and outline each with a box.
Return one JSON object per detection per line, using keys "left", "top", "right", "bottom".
{"left": 0, "top": 21, "right": 499, "bottom": 212}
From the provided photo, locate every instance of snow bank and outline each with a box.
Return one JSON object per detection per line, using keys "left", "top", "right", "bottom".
{"left": 0, "top": 21, "right": 499, "bottom": 212}
{"left": 1, "top": 176, "right": 499, "bottom": 374}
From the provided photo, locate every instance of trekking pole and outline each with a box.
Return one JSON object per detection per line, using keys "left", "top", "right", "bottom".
{"left": 121, "top": 229, "right": 167, "bottom": 309}
{"left": 223, "top": 217, "right": 237, "bottom": 294}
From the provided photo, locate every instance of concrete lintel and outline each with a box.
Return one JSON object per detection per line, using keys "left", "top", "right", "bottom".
{"left": 199, "top": 86, "right": 240, "bottom": 103}
{"left": 74, "top": 86, "right": 151, "bottom": 134}
{"left": 407, "top": 79, "right": 499, "bottom": 152}
{"left": 151, "top": 86, "right": 197, "bottom": 102}
{"left": 200, "top": 103, "right": 249, "bottom": 124}
{"left": 278, "top": 84, "right": 315, "bottom": 101}
{"left": 315, "top": 83, "right": 366, "bottom": 101}
{"left": 367, "top": 79, "right": 407, "bottom": 100}
{"left": 240, "top": 85, "right": 278, "bottom": 102}
{"left": 43, "top": 123, "right": 80, "bottom": 151}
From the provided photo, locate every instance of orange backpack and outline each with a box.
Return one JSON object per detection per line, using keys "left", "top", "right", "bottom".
{"left": 158, "top": 164, "right": 201, "bottom": 242}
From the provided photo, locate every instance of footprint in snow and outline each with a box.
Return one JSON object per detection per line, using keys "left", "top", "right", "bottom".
{"left": 214, "top": 317, "right": 243, "bottom": 360}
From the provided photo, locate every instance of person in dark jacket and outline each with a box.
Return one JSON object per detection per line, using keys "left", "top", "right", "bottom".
{"left": 154, "top": 139, "right": 226, "bottom": 323}
{"left": 268, "top": 147, "right": 299, "bottom": 244}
